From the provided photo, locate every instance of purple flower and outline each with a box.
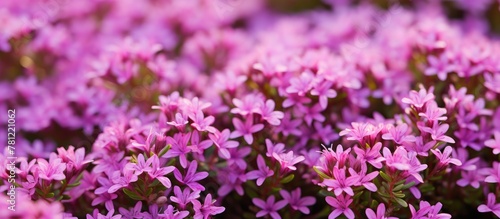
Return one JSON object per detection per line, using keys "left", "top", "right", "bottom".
{"left": 147, "top": 155, "right": 176, "bottom": 188}
{"left": 325, "top": 194, "right": 354, "bottom": 219}
{"left": 190, "top": 111, "right": 217, "bottom": 133}
{"left": 311, "top": 80, "right": 337, "bottom": 109}
{"left": 348, "top": 163, "right": 379, "bottom": 192}
{"left": 170, "top": 186, "right": 201, "bottom": 210}
{"left": 252, "top": 196, "right": 288, "bottom": 219}
{"left": 420, "top": 123, "right": 455, "bottom": 144}
{"left": 265, "top": 139, "right": 285, "bottom": 158}
{"left": 192, "top": 194, "right": 225, "bottom": 219}
{"left": 457, "top": 170, "right": 485, "bottom": 188}
{"left": 129, "top": 154, "right": 152, "bottom": 175}
{"left": 230, "top": 116, "right": 264, "bottom": 144}
{"left": 91, "top": 192, "right": 118, "bottom": 211}
{"left": 231, "top": 94, "right": 262, "bottom": 116}
{"left": 418, "top": 102, "right": 447, "bottom": 122}
{"left": 424, "top": 53, "right": 455, "bottom": 81}
{"left": 274, "top": 113, "right": 302, "bottom": 136}
{"left": 257, "top": 99, "right": 284, "bottom": 126}
{"left": 339, "top": 122, "right": 382, "bottom": 144}
{"left": 173, "top": 160, "right": 209, "bottom": 191}
{"left": 322, "top": 167, "right": 357, "bottom": 196}
{"left": 402, "top": 85, "right": 435, "bottom": 109}
{"left": 382, "top": 123, "right": 416, "bottom": 144}
{"left": 160, "top": 205, "right": 190, "bottom": 219}
{"left": 353, "top": 142, "right": 385, "bottom": 169}
{"left": 209, "top": 129, "right": 239, "bottom": 159}
{"left": 36, "top": 156, "right": 67, "bottom": 181}
{"left": 165, "top": 133, "right": 192, "bottom": 168}
{"left": 119, "top": 201, "right": 142, "bottom": 219}
{"left": 478, "top": 193, "right": 500, "bottom": 218}
{"left": 430, "top": 146, "right": 462, "bottom": 168}
{"left": 484, "top": 162, "right": 500, "bottom": 183}
{"left": 286, "top": 71, "right": 316, "bottom": 96}
{"left": 246, "top": 155, "right": 274, "bottom": 186}
{"left": 166, "top": 112, "right": 189, "bottom": 129}
{"left": 279, "top": 188, "right": 316, "bottom": 214}
{"left": 485, "top": 131, "right": 500, "bottom": 154}
{"left": 108, "top": 168, "right": 139, "bottom": 193}
{"left": 366, "top": 203, "right": 398, "bottom": 219}
{"left": 188, "top": 130, "right": 213, "bottom": 155}
{"left": 383, "top": 147, "right": 411, "bottom": 171}
{"left": 272, "top": 151, "right": 305, "bottom": 172}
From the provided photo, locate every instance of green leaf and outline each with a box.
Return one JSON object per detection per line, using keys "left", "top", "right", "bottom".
{"left": 394, "top": 198, "right": 408, "bottom": 208}
{"left": 379, "top": 171, "right": 391, "bottom": 182}
{"left": 313, "top": 166, "right": 331, "bottom": 179}
{"left": 377, "top": 191, "right": 392, "bottom": 199}
{"left": 280, "top": 174, "right": 294, "bottom": 184}
{"left": 46, "top": 192, "right": 55, "bottom": 198}
{"left": 393, "top": 192, "right": 405, "bottom": 198}
{"left": 272, "top": 187, "right": 282, "bottom": 192}
{"left": 401, "top": 181, "right": 415, "bottom": 190}
{"left": 393, "top": 183, "right": 405, "bottom": 192}
{"left": 67, "top": 181, "right": 81, "bottom": 188}
{"left": 123, "top": 188, "right": 143, "bottom": 200}
{"left": 149, "top": 179, "right": 160, "bottom": 187}
{"left": 158, "top": 144, "right": 171, "bottom": 157}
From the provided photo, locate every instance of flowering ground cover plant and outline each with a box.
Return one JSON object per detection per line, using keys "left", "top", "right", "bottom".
{"left": 1, "top": 0, "right": 500, "bottom": 218}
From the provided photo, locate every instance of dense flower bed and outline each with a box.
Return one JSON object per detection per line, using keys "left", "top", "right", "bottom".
{"left": 1, "top": 0, "right": 500, "bottom": 218}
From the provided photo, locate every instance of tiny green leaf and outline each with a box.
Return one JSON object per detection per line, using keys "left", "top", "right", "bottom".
{"left": 280, "top": 174, "right": 295, "bottom": 184}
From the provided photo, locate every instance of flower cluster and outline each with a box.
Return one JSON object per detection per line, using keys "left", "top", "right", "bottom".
{"left": 1, "top": 0, "right": 500, "bottom": 218}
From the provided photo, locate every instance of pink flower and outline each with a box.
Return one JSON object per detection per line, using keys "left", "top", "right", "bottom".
{"left": 325, "top": 194, "right": 354, "bottom": 219}
{"left": 382, "top": 123, "right": 416, "bottom": 144}
{"left": 257, "top": 99, "right": 284, "bottom": 126}
{"left": 209, "top": 129, "right": 239, "bottom": 159}
{"left": 230, "top": 116, "right": 264, "bottom": 144}
{"left": 348, "top": 163, "right": 379, "bottom": 192}
{"left": 279, "top": 188, "right": 316, "bottom": 214}
{"left": 252, "top": 196, "right": 288, "bottom": 219}
{"left": 322, "top": 167, "right": 357, "bottom": 196}
{"left": 246, "top": 155, "right": 274, "bottom": 186}
{"left": 190, "top": 111, "right": 217, "bottom": 133}
{"left": 430, "top": 146, "right": 462, "bottom": 167}
{"left": 36, "top": 156, "right": 67, "bottom": 181}
{"left": 485, "top": 131, "right": 500, "bottom": 154}
{"left": 165, "top": 133, "right": 192, "bottom": 168}
{"left": 478, "top": 193, "right": 500, "bottom": 218}
{"left": 484, "top": 162, "right": 500, "bottom": 183}
{"left": 311, "top": 80, "right": 337, "bottom": 109}
{"left": 146, "top": 155, "right": 175, "bottom": 188}
{"left": 192, "top": 194, "right": 225, "bottom": 219}
{"left": 401, "top": 85, "right": 435, "bottom": 109}
{"left": 353, "top": 142, "right": 386, "bottom": 169}
{"left": 108, "top": 168, "right": 138, "bottom": 193}
{"left": 272, "top": 151, "right": 305, "bottom": 172}
{"left": 170, "top": 186, "right": 201, "bottom": 210}
{"left": 366, "top": 203, "right": 398, "bottom": 219}
{"left": 173, "top": 160, "right": 208, "bottom": 191}
{"left": 265, "top": 139, "right": 285, "bottom": 158}
{"left": 424, "top": 53, "right": 455, "bottom": 81}
{"left": 420, "top": 123, "right": 455, "bottom": 144}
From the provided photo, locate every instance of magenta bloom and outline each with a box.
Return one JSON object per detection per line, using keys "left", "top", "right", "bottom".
{"left": 147, "top": 155, "right": 175, "bottom": 188}
{"left": 173, "top": 160, "right": 209, "bottom": 191}
{"left": 165, "top": 133, "right": 192, "bottom": 168}
{"left": 230, "top": 116, "right": 264, "bottom": 144}
{"left": 252, "top": 196, "right": 288, "bottom": 219}
{"left": 170, "top": 186, "right": 200, "bottom": 210}
{"left": 192, "top": 194, "right": 225, "bottom": 219}
{"left": 484, "top": 162, "right": 500, "bottom": 183}
{"left": 353, "top": 142, "right": 385, "bottom": 169}
{"left": 257, "top": 99, "right": 284, "bottom": 126}
{"left": 431, "top": 146, "right": 462, "bottom": 167}
{"left": 382, "top": 123, "right": 416, "bottom": 144}
{"left": 348, "top": 163, "right": 379, "bottom": 192}
{"left": 209, "top": 129, "right": 239, "bottom": 159}
{"left": 272, "top": 151, "right": 305, "bottom": 172}
{"left": 322, "top": 167, "right": 357, "bottom": 196}
{"left": 36, "top": 157, "right": 67, "bottom": 181}
{"left": 190, "top": 111, "right": 217, "bottom": 133}
{"left": 485, "top": 131, "right": 500, "bottom": 154}
{"left": 366, "top": 203, "right": 398, "bottom": 219}
{"left": 478, "top": 193, "right": 500, "bottom": 218}
{"left": 420, "top": 123, "right": 455, "bottom": 144}
{"left": 325, "top": 194, "right": 354, "bottom": 219}
{"left": 279, "top": 188, "right": 316, "bottom": 214}
{"left": 401, "top": 85, "right": 435, "bottom": 108}
{"left": 246, "top": 155, "right": 274, "bottom": 186}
